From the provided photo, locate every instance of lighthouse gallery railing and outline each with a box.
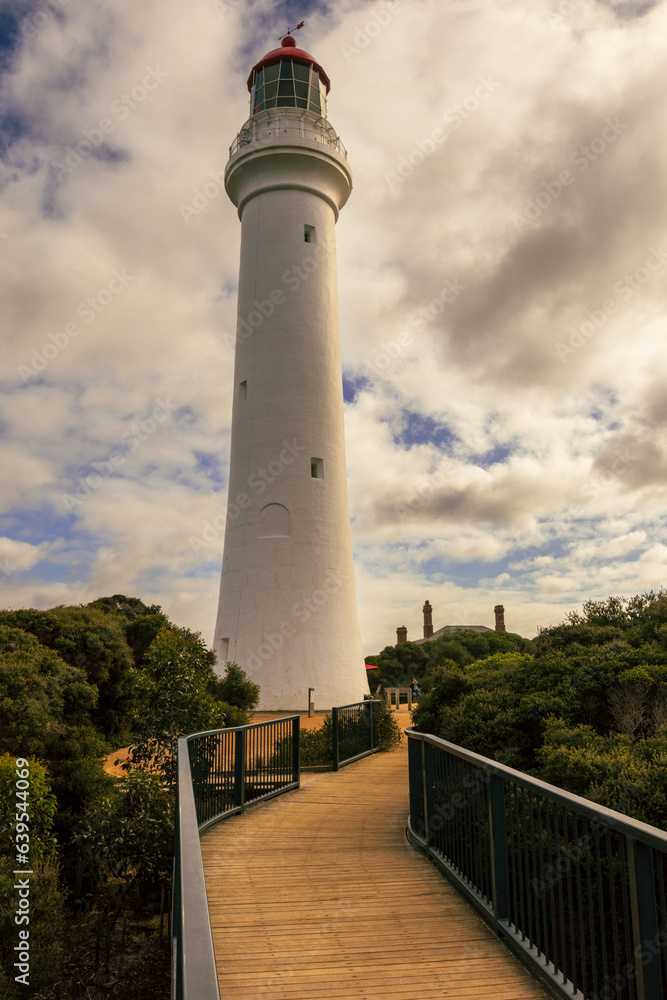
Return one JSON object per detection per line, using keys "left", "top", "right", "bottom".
{"left": 172, "top": 716, "right": 300, "bottom": 1000}
{"left": 229, "top": 110, "right": 347, "bottom": 159}
{"left": 406, "top": 728, "right": 667, "bottom": 1000}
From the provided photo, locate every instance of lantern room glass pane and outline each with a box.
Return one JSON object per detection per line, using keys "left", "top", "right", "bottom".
{"left": 250, "top": 58, "right": 328, "bottom": 117}
{"left": 264, "top": 78, "right": 279, "bottom": 102}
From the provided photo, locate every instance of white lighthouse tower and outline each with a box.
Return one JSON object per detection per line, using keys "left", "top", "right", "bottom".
{"left": 214, "top": 31, "right": 369, "bottom": 710}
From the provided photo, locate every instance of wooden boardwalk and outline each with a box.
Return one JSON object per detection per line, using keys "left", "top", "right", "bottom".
{"left": 201, "top": 739, "right": 547, "bottom": 1000}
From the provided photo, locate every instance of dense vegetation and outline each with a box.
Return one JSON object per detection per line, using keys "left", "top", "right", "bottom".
{"left": 365, "top": 627, "right": 531, "bottom": 691}
{"left": 298, "top": 700, "right": 402, "bottom": 767}
{"left": 0, "top": 595, "right": 259, "bottom": 999}
{"left": 407, "top": 591, "right": 667, "bottom": 828}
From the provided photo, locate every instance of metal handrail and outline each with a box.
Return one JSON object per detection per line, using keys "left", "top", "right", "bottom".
{"left": 332, "top": 700, "right": 380, "bottom": 771}
{"left": 229, "top": 110, "right": 347, "bottom": 159}
{"left": 406, "top": 727, "right": 667, "bottom": 1000}
{"left": 172, "top": 716, "right": 300, "bottom": 1000}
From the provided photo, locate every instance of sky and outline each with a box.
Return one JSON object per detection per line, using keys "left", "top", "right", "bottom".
{"left": 1, "top": 0, "right": 666, "bottom": 655}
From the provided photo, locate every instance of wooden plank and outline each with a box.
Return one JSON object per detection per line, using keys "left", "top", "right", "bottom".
{"left": 201, "top": 740, "right": 548, "bottom": 1000}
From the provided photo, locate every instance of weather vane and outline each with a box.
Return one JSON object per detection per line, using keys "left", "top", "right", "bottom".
{"left": 280, "top": 20, "right": 304, "bottom": 39}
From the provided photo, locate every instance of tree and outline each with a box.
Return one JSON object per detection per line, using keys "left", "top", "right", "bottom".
{"left": 208, "top": 661, "right": 259, "bottom": 711}
{"left": 409, "top": 590, "right": 667, "bottom": 827}
{"left": 0, "top": 605, "right": 136, "bottom": 738}
{"left": 73, "top": 769, "right": 173, "bottom": 899}
{"left": 0, "top": 753, "right": 57, "bottom": 865}
{"left": 0, "top": 624, "right": 113, "bottom": 855}
{"left": 365, "top": 629, "right": 530, "bottom": 689}
{"left": 124, "top": 628, "right": 246, "bottom": 786}
{"left": 88, "top": 594, "right": 172, "bottom": 668}
{"left": 0, "top": 624, "right": 96, "bottom": 751}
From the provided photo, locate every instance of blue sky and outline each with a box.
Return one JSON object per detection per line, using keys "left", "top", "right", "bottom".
{"left": 1, "top": 0, "right": 666, "bottom": 652}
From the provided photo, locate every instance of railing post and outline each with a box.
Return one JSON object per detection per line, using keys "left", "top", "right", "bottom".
{"left": 488, "top": 773, "right": 510, "bottom": 922}
{"left": 332, "top": 706, "right": 339, "bottom": 771}
{"left": 422, "top": 741, "right": 435, "bottom": 849}
{"left": 369, "top": 700, "right": 374, "bottom": 753}
{"left": 291, "top": 715, "right": 300, "bottom": 783}
{"left": 234, "top": 727, "right": 246, "bottom": 812}
{"left": 627, "top": 837, "right": 663, "bottom": 1000}
{"left": 407, "top": 734, "right": 421, "bottom": 838}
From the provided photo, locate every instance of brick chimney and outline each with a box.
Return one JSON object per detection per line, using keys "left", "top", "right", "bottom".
{"left": 396, "top": 626, "right": 408, "bottom": 644}
{"left": 423, "top": 600, "right": 433, "bottom": 639}
{"left": 494, "top": 605, "right": 506, "bottom": 632}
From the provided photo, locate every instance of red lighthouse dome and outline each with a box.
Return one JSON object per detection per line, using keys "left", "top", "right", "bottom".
{"left": 247, "top": 35, "right": 331, "bottom": 118}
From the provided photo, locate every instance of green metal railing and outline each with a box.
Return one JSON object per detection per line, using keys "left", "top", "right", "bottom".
{"left": 172, "top": 716, "right": 300, "bottom": 1000}
{"left": 407, "top": 728, "right": 667, "bottom": 1000}
{"left": 332, "top": 700, "right": 380, "bottom": 771}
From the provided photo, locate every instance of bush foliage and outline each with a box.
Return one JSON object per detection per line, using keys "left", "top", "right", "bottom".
{"left": 0, "top": 594, "right": 260, "bottom": 997}
{"left": 407, "top": 590, "right": 667, "bottom": 827}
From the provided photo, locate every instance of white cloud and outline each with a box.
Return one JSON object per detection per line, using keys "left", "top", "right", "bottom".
{"left": 1, "top": 0, "right": 666, "bottom": 657}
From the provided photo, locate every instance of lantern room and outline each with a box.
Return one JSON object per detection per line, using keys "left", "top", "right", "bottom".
{"left": 247, "top": 35, "right": 331, "bottom": 118}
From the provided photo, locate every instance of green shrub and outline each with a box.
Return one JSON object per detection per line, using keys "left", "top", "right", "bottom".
{"left": 0, "top": 856, "right": 65, "bottom": 999}
{"left": 0, "top": 754, "right": 57, "bottom": 865}
{"left": 536, "top": 718, "right": 667, "bottom": 826}
{"left": 73, "top": 769, "right": 173, "bottom": 900}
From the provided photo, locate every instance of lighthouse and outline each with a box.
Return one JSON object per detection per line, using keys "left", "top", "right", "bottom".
{"left": 214, "top": 31, "right": 369, "bottom": 710}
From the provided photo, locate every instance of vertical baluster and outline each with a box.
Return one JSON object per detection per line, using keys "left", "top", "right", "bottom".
{"left": 521, "top": 788, "right": 533, "bottom": 947}
{"left": 607, "top": 827, "right": 621, "bottom": 994}
{"left": 455, "top": 757, "right": 463, "bottom": 873}
{"left": 460, "top": 759, "right": 469, "bottom": 876}
{"left": 505, "top": 784, "right": 515, "bottom": 926}
{"left": 628, "top": 838, "right": 662, "bottom": 1000}
{"left": 214, "top": 733, "right": 219, "bottom": 818}
{"left": 470, "top": 764, "right": 479, "bottom": 886}
{"left": 476, "top": 766, "right": 485, "bottom": 893}
{"left": 293, "top": 716, "right": 300, "bottom": 786}
{"left": 536, "top": 797, "right": 548, "bottom": 963}
{"left": 234, "top": 726, "right": 246, "bottom": 812}
{"left": 572, "top": 813, "right": 588, "bottom": 999}
{"left": 583, "top": 817, "right": 598, "bottom": 998}
{"left": 594, "top": 823, "right": 608, "bottom": 997}
{"left": 561, "top": 809, "right": 577, "bottom": 991}
{"left": 544, "top": 799, "right": 560, "bottom": 977}
{"left": 657, "top": 852, "right": 667, "bottom": 990}
{"left": 461, "top": 758, "right": 469, "bottom": 876}
{"left": 513, "top": 786, "right": 526, "bottom": 940}
{"left": 488, "top": 773, "right": 509, "bottom": 921}
{"left": 332, "top": 707, "right": 339, "bottom": 771}
{"left": 528, "top": 790, "right": 541, "bottom": 956}
{"left": 619, "top": 835, "right": 636, "bottom": 1000}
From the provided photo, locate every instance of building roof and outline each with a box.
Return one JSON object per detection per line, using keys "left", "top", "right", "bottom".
{"left": 247, "top": 35, "right": 331, "bottom": 93}
{"left": 414, "top": 624, "right": 494, "bottom": 643}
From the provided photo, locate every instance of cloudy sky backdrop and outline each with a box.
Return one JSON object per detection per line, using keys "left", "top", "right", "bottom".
{"left": 1, "top": 0, "right": 666, "bottom": 654}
